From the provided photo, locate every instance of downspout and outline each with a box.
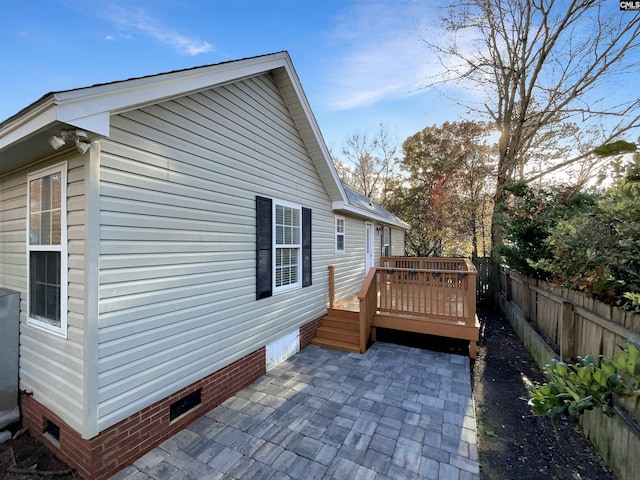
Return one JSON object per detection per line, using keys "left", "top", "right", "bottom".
{"left": 83, "top": 142, "right": 101, "bottom": 439}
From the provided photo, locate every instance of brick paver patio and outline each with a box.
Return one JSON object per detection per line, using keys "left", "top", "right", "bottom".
{"left": 110, "top": 342, "right": 479, "bottom": 480}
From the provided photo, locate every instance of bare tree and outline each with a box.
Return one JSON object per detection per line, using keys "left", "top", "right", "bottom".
{"left": 426, "top": 0, "right": 640, "bottom": 251}
{"left": 332, "top": 123, "right": 397, "bottom": 203}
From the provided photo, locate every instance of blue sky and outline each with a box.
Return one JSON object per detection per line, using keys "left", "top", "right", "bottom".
{"left": 0, "top": 0, "right": 464, "bottom": 153}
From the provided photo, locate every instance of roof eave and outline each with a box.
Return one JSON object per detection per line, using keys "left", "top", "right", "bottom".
{"left": 333, "top": 201, "right": 410, "bottom": 230}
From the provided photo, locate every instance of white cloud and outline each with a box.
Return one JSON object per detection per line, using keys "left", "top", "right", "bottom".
{"left": 323, "top": 0, "right": 445, "bottom": 110}
{"left": 102, "top": 5, "right": 214, "bottom": 56}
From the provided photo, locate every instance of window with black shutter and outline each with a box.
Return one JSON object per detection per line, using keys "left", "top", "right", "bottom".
{"left": 256, "top": 196, "right": 311, "bottom": 299}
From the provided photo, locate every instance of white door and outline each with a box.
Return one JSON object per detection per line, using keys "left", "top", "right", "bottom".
{"left": 365, "top": 223, "right": 375, "bottom": 272}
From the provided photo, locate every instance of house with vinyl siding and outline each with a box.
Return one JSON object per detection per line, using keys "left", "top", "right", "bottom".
{"left": 0, "top": 51, "right": 408, "bottom": 479}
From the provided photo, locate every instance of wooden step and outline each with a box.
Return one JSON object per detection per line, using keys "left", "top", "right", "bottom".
{"left": 321, "top": 314, "right": 359, "bottom": 331}
{"left": 326, "top": 308, "right": 359, "bottom": 320}
{"left": 310, "top": 308, "right": 363, "bottom": 353}
{"left": 314, "top": 325, "right": 359, "bottom": 344}
{"left": 311, "top": 336, "right": 361, "bottom": 353}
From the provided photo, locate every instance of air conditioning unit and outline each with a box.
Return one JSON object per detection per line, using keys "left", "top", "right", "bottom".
{"left": 0, "top": 288, "right": 20, "bottom": 433}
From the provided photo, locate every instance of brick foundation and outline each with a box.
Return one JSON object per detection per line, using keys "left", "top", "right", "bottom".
{"left": 300, "top": 315, "right": 323, "bottom": 349}
{"left": 21, "top": 347, "right": 266, "bottom": 480}
{"left": 19, "top": 317, "right": 325, "bottom": 479}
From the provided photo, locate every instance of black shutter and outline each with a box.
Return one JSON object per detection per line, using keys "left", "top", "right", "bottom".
{"left": 256, "top": 196, "right": 272, "bottom": 299}
{"left": 302, "top": 207, "right": 312, "bottom": 287}
{"left": 388, "top": 228, "right": 392, "bottom": 256}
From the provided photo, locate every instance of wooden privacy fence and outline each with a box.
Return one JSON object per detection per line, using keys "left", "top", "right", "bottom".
{"left": 499, "top": 270, "right": 640, "bottom": 361}
{"left": 472, "top": 257, "right": 491, "bottom": 303}
{"left": 499, "top": 269, "right": 640, "bottom": 479}
{"left": 500, "top": 270, "right": 640, "bottom": 448}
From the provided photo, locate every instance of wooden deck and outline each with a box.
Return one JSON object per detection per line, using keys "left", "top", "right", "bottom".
{"left": 313, "top": 257, "right": 479, "bottom": 358}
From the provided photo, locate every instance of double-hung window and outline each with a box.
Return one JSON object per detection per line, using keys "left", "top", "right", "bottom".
{"left": 274, "top": 201, "right": 302, "bottom": 292}
{"left": 256, "top": 196, "right": 311, "bottom": 299}
{"left": 335, "top": 216, "right": 345, "bottom": 253}
{"left": 27, "top": 163, "right": 67, "bottom": 336}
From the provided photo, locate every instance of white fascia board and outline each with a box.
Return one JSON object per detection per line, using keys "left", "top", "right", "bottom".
{"left": 332, "top": 201, "right": 410, "bottom": 230}
{"left": 2, "top": 53, "right": 290, "bottom": 148}
{"left": 0, "top": 101, "right": 57, "bottom": 151}
{"left": 56, "top": 109, "right": 111, "bottom": 136}
{"left": 276, "top": 57, "right": 347, "bottom": 203}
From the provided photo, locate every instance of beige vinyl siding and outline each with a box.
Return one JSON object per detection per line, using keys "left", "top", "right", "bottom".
{"left": 0, "top": 174, "right": 27, "bottom": 292}
{"left": 391, "top": 227, "right": 406, "bottom": 256}
{"left": 0, "top": 156, "right": 87, "bottom": 433}
{"left": 331, "top": 216, "right": 366, "bottom": 302}
{"left": 96, "top": 73, "right": 334, "bottom": 430}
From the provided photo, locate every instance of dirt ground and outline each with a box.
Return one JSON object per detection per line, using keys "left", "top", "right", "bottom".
{"left": 0, "top": 305, "right": 617, "bottom": 480}
{"left": 0, "top": 428, "right": 80, "bottom": 480}
{"left": 472, "top": 306, "right": 617, "bottom": 480}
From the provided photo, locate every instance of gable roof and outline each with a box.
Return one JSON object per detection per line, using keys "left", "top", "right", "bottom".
{"left": 0, "top": 52, "right": 349, "bottom": 202}
{"left": 0, "top": 51, "right": 406, "bottom": 227}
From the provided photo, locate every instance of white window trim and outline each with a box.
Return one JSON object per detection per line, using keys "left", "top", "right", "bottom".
{"left": 335, "top": 215, "right": 345, "bottom": 254}
{"left": 272, "top": 199, "right": 302, "bottom": 294}
{"left": 26, "top": 162, "right": 68, "bottom": 338}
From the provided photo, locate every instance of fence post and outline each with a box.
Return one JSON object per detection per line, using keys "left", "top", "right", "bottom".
{"left": 560, "top": 300, "right": 576, "bottom": 361}
{"left": 521, "top": 276, "right": 531, "bottom": 321}
{"left": 504, "top": 271, "right": 512, "bottom": 302}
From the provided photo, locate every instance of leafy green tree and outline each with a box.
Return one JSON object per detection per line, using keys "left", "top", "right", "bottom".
{"left": 539, "top": 157, "right": 640, "bottom": 309}
{"left": 385, "top": 121, "right": 495, "bottom": 257}
{"left": 496, "top": 182, "right": 599, "bottom": 278}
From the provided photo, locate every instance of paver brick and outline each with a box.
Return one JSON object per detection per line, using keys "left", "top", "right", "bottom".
{"left": 270, "top": 449, "right": 295, "bottom": 470}
{"left": 353, "top": 465, "right": 378, "bottom": 480}
{"left": 361, "top": 448, "right": 391, "bottom": 474}
{"left": 439, "top": 462, "right": 461, "bottom": 480}
{"left": 206, "top": 446, "right": 242, "bottom": 472}
{"left": 324, "top": 457, "right": 360, "bottom": 480}
{"left": 290, "top": 435, "right": 325, "bottom": 459}
{"left": 147, "top": 462, "right": 178, "bottom": 480}
{"left": 369, "top": 432, "right": 396, "bottom": 456}
{"left": 315, "top": 443, "right": 338, "bottom": 465}
{"left": 109, "top": 343, "right": 478, "bottom": 480}
{"left": 392, "top": 436, "right": 422, "bottom": 473}
{"left": 386, "top": 462, "right": 422, "bottom": 480}
{"left": 133, "top": 449, "right": 167, "bottom": 472}
{"left": 320, "top": 423, "right": 351, "bottom": 447}
{"left": 418, "top": 457, "right": 440, "bottom": 479}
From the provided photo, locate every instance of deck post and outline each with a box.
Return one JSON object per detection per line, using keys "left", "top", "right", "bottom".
{"left": 466, "top": 271, "right": 477, "bottom": 327}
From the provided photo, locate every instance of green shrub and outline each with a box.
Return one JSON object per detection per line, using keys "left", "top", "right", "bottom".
{"left": 496, "top": 181, "right": 598, "bottom": 279}
{"left": 529, "top": 339, "right": 640, "bottom": 421}
{"left": 539, "top": 167, "right": 640, "bottom": 310}
{"left": 497, "top": 159, "right": 640, "bottom": 311}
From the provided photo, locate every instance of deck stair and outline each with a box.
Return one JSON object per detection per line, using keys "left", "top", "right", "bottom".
{"left": 311, "top": 308, "right": 361, "bottom": 353}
